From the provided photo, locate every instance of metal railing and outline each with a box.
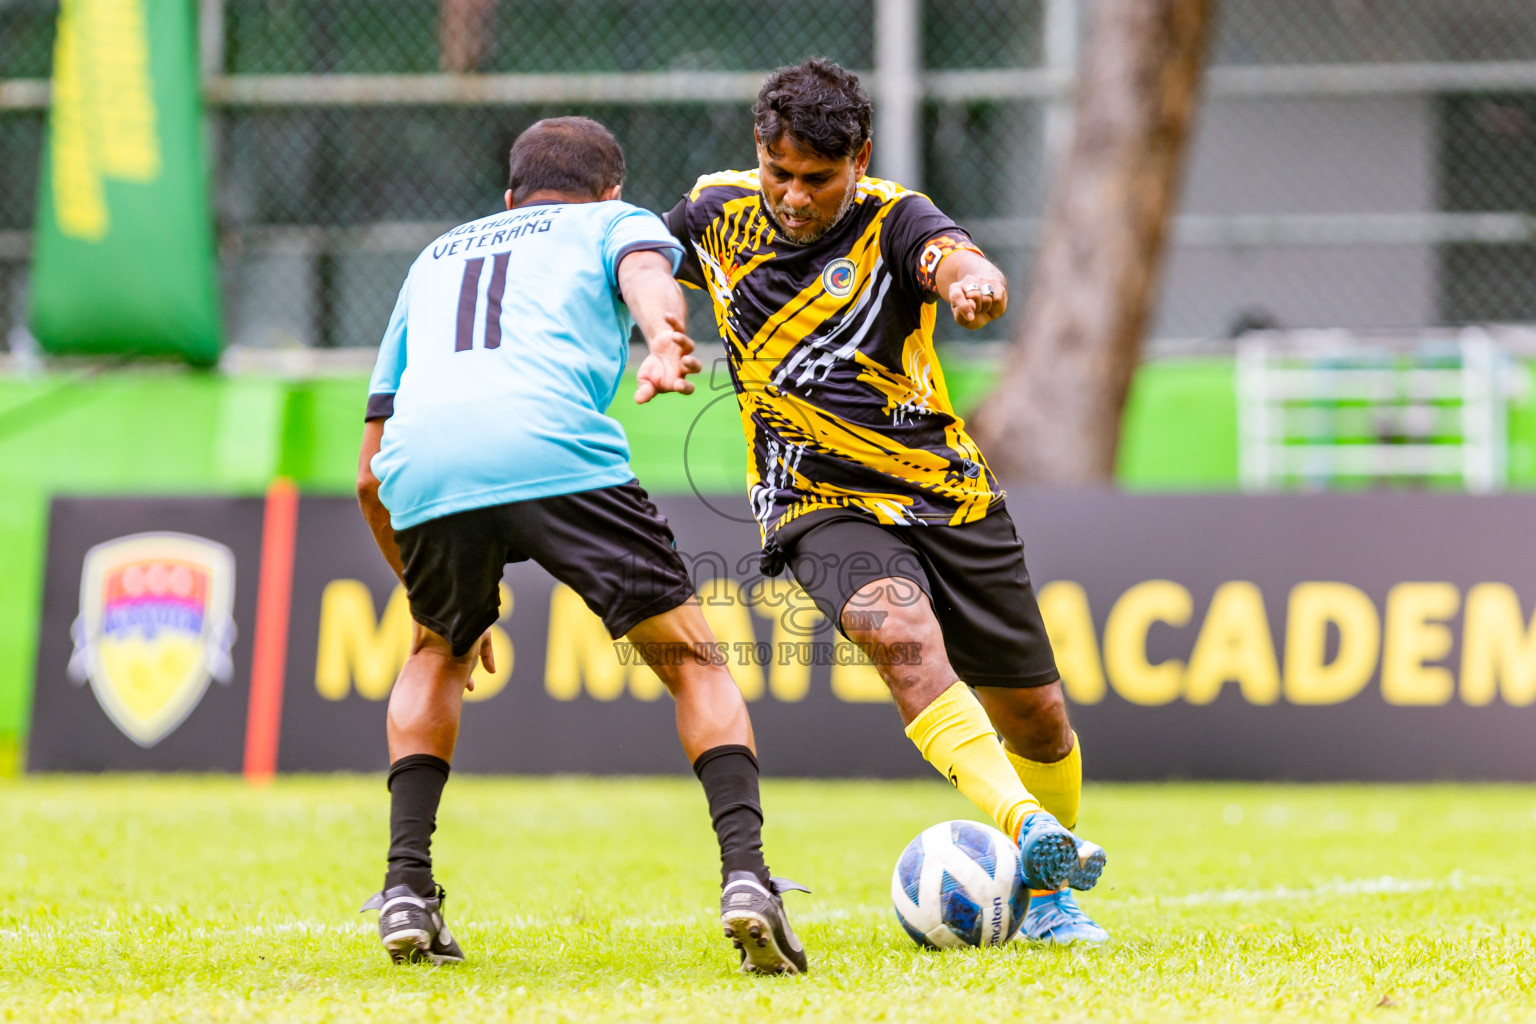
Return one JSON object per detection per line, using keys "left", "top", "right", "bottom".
{"left": 1, "top": 0, "right": 1535, "bottom": 349}
{"left": 1237, "top": 327, "right": 1533, "bottom": 492}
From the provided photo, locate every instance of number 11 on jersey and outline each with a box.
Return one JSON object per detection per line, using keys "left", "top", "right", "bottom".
{"left": 455, "top": 253, "right": 512, "bottom": 352}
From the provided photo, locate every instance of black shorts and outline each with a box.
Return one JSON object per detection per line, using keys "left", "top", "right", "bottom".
{"left": 778, "top": 505, "right": 1060, "bottom": 689}
{"left": 393, "top": 480, "right": 695, "bottom": 657}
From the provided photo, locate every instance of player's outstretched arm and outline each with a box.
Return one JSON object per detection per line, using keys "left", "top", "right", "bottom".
{"left": 935, "top": 248, "right": 1009, "bottom": 330}
{"left": 619, "top": 249, "right": 704, "bottom": 404}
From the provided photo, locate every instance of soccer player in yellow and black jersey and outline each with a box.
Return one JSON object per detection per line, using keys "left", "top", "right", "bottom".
{"left": 665, "top": 58, "right": 1110, "bottom": 943}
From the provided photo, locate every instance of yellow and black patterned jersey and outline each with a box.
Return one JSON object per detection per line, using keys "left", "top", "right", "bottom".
{"left": 664, "top": 169, "right": 1002, "bottom": 559}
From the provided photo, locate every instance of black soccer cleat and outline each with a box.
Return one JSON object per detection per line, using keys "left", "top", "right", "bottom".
{"left": 720, "top": 873, "right": 810, "bottom": 976}
{"left": 360, "top": 884, "right": 465, "bottom": 965}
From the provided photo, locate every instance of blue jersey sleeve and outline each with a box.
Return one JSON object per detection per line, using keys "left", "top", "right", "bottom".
{"left": 602, "top": 205, "right": 683, "bottom": 292}
{"left": 366, "top": 278, "right": 409, "bottom": 420}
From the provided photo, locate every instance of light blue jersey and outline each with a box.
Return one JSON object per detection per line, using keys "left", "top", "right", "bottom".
{"left": 367, "top": 199, "right": 682, "bottom": 529}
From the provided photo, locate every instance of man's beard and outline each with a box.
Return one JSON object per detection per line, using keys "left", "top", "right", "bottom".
{"left": 770, "top": 176, "right": 858, "bottom": 244}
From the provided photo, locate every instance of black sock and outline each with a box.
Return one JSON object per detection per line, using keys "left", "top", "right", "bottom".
{"left": 692, "top": 744, "right": 770, "bottom": 888}
{"left": 384, "top": 753, "right": 450, "bottom": 897}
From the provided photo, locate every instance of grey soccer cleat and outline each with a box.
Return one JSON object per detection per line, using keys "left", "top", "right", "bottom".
{"left": 361, "top": 884, "right": 465, "bottom": 965}
{"left": 720, "top": 873, "right": 809, "bottom": 975}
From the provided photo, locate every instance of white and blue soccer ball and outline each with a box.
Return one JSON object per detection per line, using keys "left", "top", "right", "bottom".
{"left": 891, "top": 820, "right": 1027, "bottom": 948}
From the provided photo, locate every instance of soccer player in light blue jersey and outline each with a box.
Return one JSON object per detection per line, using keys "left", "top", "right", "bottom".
{"left": 355, "top": 117, "right": 808, "bottom": 974}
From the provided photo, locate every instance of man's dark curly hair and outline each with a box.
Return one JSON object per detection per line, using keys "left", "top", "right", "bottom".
{"left": 753, "top": 57, "right": 872, "bottom": 160}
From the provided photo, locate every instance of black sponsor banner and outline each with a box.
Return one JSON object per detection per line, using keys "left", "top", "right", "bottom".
{"left": 1021, "top": 492, "right": 1536, "bottom": 780}
{"left": 28, "top": 497, "right": 263, "bottom": 770}
{"left": 30, "top": 490, "right": 1536, "bottom": 779}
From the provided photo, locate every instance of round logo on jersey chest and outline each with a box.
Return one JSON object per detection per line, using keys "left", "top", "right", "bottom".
{"left": 822, "top": 258, "right": 857, "bottom": 298}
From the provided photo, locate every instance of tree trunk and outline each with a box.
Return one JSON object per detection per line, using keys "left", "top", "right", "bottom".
{"left": 969, "top": 0, "right": 1215, "bottom": 483}
{"left": 439, "top": 0, "right": 496, "bottom": 73}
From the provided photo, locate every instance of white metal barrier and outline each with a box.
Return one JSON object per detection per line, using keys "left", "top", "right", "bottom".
{"left": 1236, "top": 327, "right": 1533, "bottom": 492}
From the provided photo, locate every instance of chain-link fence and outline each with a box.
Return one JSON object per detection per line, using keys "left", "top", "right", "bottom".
{"left": 2, "top": 0, "right": 1535, "bottom": 351}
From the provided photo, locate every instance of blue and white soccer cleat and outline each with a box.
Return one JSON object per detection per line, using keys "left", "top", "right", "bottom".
{"left": 361, "top": 884, "right": 465, "bottom": 965}
{"left": 1017, "top": 889, "right": 1110, "bottom": 944}
{"left": 1014, "top": 812, "right": 1080, "bottom": 892}
{"left": 1066, "top": 833, "right": 1107, "bottom": 892}
{"left": 1015, "top": 811, "right": 1107, "bottom": 893}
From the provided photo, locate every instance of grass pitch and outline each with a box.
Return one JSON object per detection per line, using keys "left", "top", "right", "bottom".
{"left": 2, "top": 776, "right": 1535, "bottom": 1022}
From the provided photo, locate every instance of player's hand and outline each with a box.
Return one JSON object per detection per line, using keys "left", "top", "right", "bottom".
{"left": 947, "top": 273, "right": 1008, "bottom": 329}
{"left": 467, "top": 630, "right": 495, "bottom": 690}
{"left": 634, "top": 313, "right": 703, "bottom": 403}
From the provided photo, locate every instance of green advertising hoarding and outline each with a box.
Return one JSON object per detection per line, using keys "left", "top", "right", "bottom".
{"left": 29, "top": 0, "right": 221, "bottom": 365}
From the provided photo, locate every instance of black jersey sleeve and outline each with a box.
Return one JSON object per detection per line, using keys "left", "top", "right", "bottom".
{"left": 663, "top": 197, "right": 707, "bottom": 289}
{"left": 881, "top": 194, "right": 982, "bottom": 298}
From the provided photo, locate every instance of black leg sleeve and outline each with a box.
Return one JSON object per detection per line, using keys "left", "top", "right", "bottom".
{"left": 384, "top": 753, "right": 451, "bottom": 897}
{"left": 692, "top": 744, "right": 770, "bottom": 887}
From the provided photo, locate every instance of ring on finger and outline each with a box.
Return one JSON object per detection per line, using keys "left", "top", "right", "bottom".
{"left": 980, "top": 285, "right": 995, "bottom": 297}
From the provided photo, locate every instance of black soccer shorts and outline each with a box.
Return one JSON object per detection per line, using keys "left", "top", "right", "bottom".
{"left": 777, "top": 504, "right": 1061, "bottom": 689}
{"left": 393, "top": 480, "right": 695, "bottom": 657}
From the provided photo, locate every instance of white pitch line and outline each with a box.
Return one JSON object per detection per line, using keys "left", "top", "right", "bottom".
{"left": 0, "top": 874, "right": 1499, "bottom": 945}
{"left": 1111, "top": 872, "right": 1496, "bottom": 907}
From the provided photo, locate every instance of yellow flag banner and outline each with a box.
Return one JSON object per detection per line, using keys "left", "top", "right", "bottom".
{"left": 29, "top": 0, "right": 221, "bottom": 365}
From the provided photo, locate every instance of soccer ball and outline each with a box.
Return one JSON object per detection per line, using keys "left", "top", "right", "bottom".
{"left": 891, "top": 820, "right": 1026, "bottom": 948}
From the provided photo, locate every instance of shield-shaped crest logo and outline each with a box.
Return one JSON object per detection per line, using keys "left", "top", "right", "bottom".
{"left": 822, "top": 257, "right": 857, "bottom": 298}
{"left": 67, "top": 532, "right": 237, "bottom": 747}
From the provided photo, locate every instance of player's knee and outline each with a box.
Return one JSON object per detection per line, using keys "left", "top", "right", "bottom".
{"left": 988, "top": 683, "right": 1073, "bottom": 758}
{"left": 1020, "top": 713, "right": 1073, "bottom": 759}
{"left": 658, "top": 660, "right": 748, "bottom": 716}
{"left": 841, "top": 577, "right": 933, "bottom": 643}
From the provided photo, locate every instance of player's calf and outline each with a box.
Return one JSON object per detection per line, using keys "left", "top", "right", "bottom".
{"left": 691, "top": 744, "right": 811, "bottom": 974}
{"left": 633, "top": 604, "right": 809, "bottom": 976}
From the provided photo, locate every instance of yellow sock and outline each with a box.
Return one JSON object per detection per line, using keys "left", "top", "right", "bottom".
{"left": 904, "top": 681, "right": 1042, "bottom": 840}
{"left": 1005, "top": 732, "right": 1082, "bottom": 830}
